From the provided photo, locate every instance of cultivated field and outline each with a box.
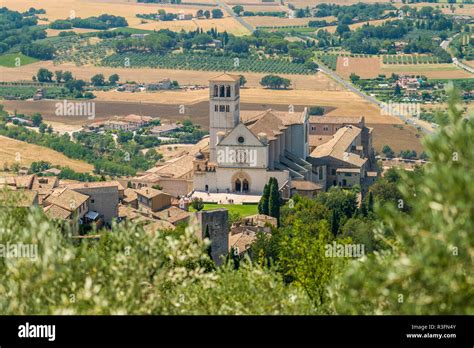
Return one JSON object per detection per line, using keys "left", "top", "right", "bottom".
{"left": 368, "top": 123, "right": 424, "bottom": 154}
{"left": 285, "top": 0, "right": 393, "bottom": 8}
{"left": 246, "top": 15, "right": 335, "bottom": 28}
{"left": 336, "top": 56, "right": 473, "bottom": 79}
{"left": 130, "top": 17, "right": 250, "bottom": 35}
{"left": 3, "top": 0, "right": 249, "bottom": 35}
{"left": 0, "top": 135, "right": 93, "bottom": 173}
{"left": 394, "top": 3, "right": 474, "bottom": 16}
{"left": 0, "top": 61, "right": 338, "bottom": 90}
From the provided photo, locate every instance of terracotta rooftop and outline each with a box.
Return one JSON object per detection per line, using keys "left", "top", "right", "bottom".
{"left": 44, "top": 188, "right": 89, "bottom": 212}
{"left": 309, "top": 116, "right": 364, "bottom": 124}
{"left": 154, "top": 206, "right": 191, "bottom": 225}
{"left": 67, "top": 181, "right": 124, "bottom": 191}
{"left": 291, "top": 180, "right": 323, "bottom": 191}
{"left": 122, "top": 114, "right": 153, "bottom": 123}
{"left": 136, "top": 187, "right": 170, "bottom": 199}
{"left": 14, "top": 174, "right": 35, "bottom": 189}
{"left": 310, "top": 126, "right": 367, "bottom": 167}
{"left": 0, "top": 190, "right": 38, "bottom": 207}
{"left": 209, "top": 73, "right": 241, "bottom": 82}
{"left": 44, "top": 204, "right": 72, "bottom": 220}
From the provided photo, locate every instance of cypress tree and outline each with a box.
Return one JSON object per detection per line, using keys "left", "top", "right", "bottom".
{"left": 268, "top": 177, "right": 281, "bottom": 225}
{"left": 330, "top": 209, "right": 339, "bottom": 236}
{"left": 368, "top": 191, "right": 374, "bottom": 213}
{"left": 258, "top": 182, "right": 270, "bottom": 215}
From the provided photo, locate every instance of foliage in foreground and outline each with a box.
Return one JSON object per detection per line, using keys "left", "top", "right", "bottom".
{"left": 0, "top": 208, "right": 313, "bottom": 315}
{"left": 329, "top": 87, "right": 474, "bottom": 314}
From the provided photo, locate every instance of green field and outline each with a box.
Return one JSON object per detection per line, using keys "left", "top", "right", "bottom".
{"left": 190, "top": 203, "right": 258, "bottom": 217}
{"left": 101, "top": 52, "right": 314, "bottom": 74}
{"left": 0, "top": 53, "right": 38, "bottom": 67}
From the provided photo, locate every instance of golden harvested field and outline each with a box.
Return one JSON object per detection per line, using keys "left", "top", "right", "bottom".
{"left": 0, "top": 135, "right": 93, "bottom": 173}
{"left": 394, "top": 3, "right": 474, "bottom": 16}
{"left": 336, "top": 56, "right": 472, "bottom": 79}
{"left": 45, "top": 28, "right": 99, "bottom": 37}
{"left": 246, "top": 15, "right": 335, "bottom": 27}
{"left": 321, "top": 18, "right": 395, "bottom": 33}
{"left": 3, "top": 0, "right": 249, "bottom": 34}
{"left": 380, "top": 64, "right": 474, "bottom": 79}
{"left": 286, "top": 0, "right": 391, "bottom": 7}
{"left": 236, "top": 4, "right": 287, "bottom": 12}
{"left": 0, "top": 61, "right": 339, "bottom": 90}
{"left": 131, "top": 17, "right": 250, "bottom": 35}
{"left": 336, "top": 56, "right": 382, "bottom": 79}
{"left": 2, "top": 0, "right": 197, "bottom": 25}
{"left": 368, "top": 123, "right": 424, "bottom": 154}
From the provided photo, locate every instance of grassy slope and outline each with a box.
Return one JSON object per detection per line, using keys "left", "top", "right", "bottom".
{"left": 0, "top": 53, "right": 39, "bottom": 68}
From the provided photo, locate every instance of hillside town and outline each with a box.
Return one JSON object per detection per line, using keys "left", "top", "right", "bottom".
{"left": 0, "top": 0, "right": 471, "bottom": 326}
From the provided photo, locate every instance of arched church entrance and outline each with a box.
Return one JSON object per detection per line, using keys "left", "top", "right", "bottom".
{"left": 231, "top": 172, "right": 251, "bottom": 193}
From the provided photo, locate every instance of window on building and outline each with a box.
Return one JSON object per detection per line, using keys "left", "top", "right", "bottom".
{"left": 226, "top": 85, "right": 231, "bottom": 97}
{"left": 213, "top": 85, "right": 218, "bottom": 97}
{"left": 344, "top": 173, "right": 351, "bottom": 177}
{"left": 331, "top": 169, "right": 336, "bottom": 175}
{"left": 312, "top": 126, "right": 316, "bottom": 131}
{"left": 225, "top": 105, "right": 230, "bottom": 112}
{"left": 91, "top": 199, "right": 95, "bottom": 203}
{"left": 214, "top": 105, "right": 218, "bottom": 112}
{"left": 318, "top": 167, "right": 323, "bottom": 180}
{"left": 219, "top": 85, "right": 225, "bottom": 97}
{"left": 323, "top": 126, "right": 329, "bottom": 131}
{"left": 219, "top": 105, "right": 225, "bottom": 112}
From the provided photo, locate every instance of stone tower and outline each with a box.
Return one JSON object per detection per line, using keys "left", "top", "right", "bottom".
{"left": 209, "top": 73, "right": 241, "bottom": 162}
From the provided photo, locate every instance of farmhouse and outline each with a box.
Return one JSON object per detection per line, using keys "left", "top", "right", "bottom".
{"left": 150, "top": 123, "right": 183, "bottom": 136}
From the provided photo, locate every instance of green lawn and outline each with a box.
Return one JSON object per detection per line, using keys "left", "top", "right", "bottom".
{"left": 190, "top": 203, "right": 258, "bottom": 217}
{"left": 0, "top": 53, "right": 38, "bottom": 67}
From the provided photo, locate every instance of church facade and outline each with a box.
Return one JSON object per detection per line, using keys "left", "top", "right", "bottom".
{"left": 193, "top": 73, "right": 315, "bottom": 195}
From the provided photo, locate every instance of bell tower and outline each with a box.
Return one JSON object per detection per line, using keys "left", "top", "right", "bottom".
{"left": 209, "top": 73, "right": 241, "bottom": 162}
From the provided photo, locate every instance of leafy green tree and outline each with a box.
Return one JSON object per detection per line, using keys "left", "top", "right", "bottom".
{"left": 31, "top": 113, "right": 43, "bottom": 127}
{"left": 37, "top": 68, "right": 53, "bottom": 82}
{"left": 39, "top": 123, "right": 47, "bottom": 134}
{"left": 191, "top": 197, "right": 204, "bottom": 211}
{"left": 0, "top": 203, "right": 314, "bottom": 314}
{"left": 63, "top": 71, "right": 73, "bottom": 82}
{"left": 232, "top": 5, "right": 244, "bottom": 15}
{"left": 108, "top": 74, "right": 120, "bottom": 85}
{"left": 278, "top": 219, "right": 334, "bottom": 306}
{"left": 239, "top": 75, "right": 247, "bottom": 87}
{"left": 91, "top": 74, "right": 105, "bottom": 86}
{"left": 212, "top": 9, "right": 224, "bottom": 18}
{"left": 260, "top": 75, "right": 291, "bottom": 89}
{"left": 331, "top": 88, "right": 474, "bottom": 314}
{"left": 381, "top": 145, "right": 394, "bottom": 158}
{"left": 55, "top": 70, "right": 64, "bottom": 83}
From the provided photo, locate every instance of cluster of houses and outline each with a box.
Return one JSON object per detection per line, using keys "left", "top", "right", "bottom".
{"left": 116, "top": 79, "right": 172, "bottom": 93}
{"left": 87, "top": 114, "right": 154, "bottom": 132}
{"left": 0, "top": 171, "right": 275, "bottom": 263}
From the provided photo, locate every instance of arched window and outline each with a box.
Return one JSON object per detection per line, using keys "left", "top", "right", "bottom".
{"left": 213, "top": 85, "right": 218, "bottom": 97}
{"left": 226, "top": 85, "right": 231, "bottom": 97}
{"left": 219, "top": 85, "right": 225, "bottom": 97}
{"left": 205, "top": 184, "right": 209, "bottom": 192}
{"left": 235, "top": 179, "right": 242, "bottom": 192}
{"left": 243, "top": 179, "right": 249, "bottom": 192}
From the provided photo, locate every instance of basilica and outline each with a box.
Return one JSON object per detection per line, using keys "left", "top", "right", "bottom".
{"left": 193, "top": 73, "right": 316, "bottom": 196}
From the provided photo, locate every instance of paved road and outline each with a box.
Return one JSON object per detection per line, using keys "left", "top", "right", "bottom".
{"left": 312, "top": 55, "right": 435, "bottom": 135}
{"left": 440, "top": 33, "right": 474, "bottom": 74}
{"left": 216, "top": 0, "right": 255, "bottom": 33}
